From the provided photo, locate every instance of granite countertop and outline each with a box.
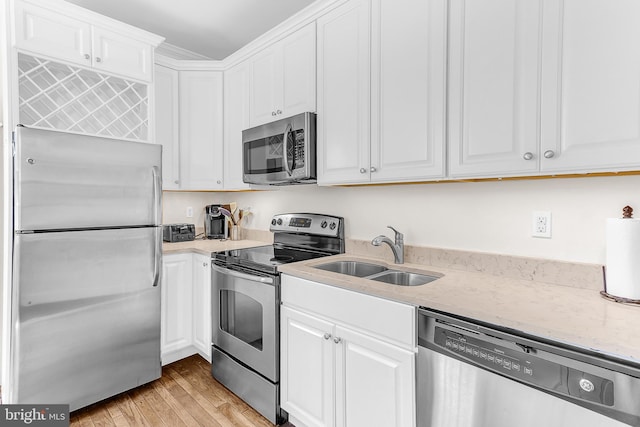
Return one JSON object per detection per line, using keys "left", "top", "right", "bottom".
{"left": 162, "top": 238, "right": 269, "bottom": 256}
{"left": 277, "top": 253, "right": 640, "bottom": 366}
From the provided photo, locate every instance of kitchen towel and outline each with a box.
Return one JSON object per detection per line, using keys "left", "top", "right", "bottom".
{"left": 606, "top": 218, "right": 640, "bottom": 299}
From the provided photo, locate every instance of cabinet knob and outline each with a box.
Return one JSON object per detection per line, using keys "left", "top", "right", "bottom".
{"left": 203, "top": 262, "right": 208, "bottom": 267}
{"left": 217, "top": 180, "right": 222, "bottom": 184}
{"left": 523, "top": 152, "right": 534, "bottom": 160}
{"left": 277, "top": 109, "right": 282, "bottom": 115}
{"left": 543, "top": 150, "right": 555, "bottom": 159}
{"left": 333, "top": 337, "right": 342, "bottom": 344}
{"left": 370, "top": 166, "right": 377, "bottom": 173}
{"left": 84, "top": 53, "right": 90, "bottom": 60}
{"left": 323, "top": 333, "right": 332, "bottom": 340}
{"left": 272, "top": 111, "right": 277, "bottom": 116}
{"left": 174, "top": 180, "right": 179, "bottom": 184}
{"left": 359, "top": 168, "right": 367, "bottom": 174}
{"left": 95, "top": 57, "right": 102, "bottom": 63}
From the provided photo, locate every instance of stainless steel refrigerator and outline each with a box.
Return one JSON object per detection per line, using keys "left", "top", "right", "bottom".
{"left": 7, "top": 126, "right": 162, "bottom": 410}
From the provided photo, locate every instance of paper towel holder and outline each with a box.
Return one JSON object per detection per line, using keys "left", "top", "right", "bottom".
{"left": 601, "top": 266, "right": 640, "bottom": 305}
{"left": 622, "top": 205, "right": 633, "bottom": 219}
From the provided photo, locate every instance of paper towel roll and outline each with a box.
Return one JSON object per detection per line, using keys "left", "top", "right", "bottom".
{"left": 606, "top": 218, "right": 640, "bottom": 299}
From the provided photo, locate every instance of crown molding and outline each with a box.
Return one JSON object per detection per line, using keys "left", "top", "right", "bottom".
{"left": 156, "top": 42, "right": 212, "bottom": 61}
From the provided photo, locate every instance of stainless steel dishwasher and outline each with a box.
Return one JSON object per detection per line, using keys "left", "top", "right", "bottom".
{"left": 417, "top": 309, "right": 640, "bottom": 427}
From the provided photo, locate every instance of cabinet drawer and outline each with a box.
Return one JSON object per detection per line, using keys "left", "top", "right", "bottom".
{"left": 281, "top": 275, "right": 415, "bottom": 350}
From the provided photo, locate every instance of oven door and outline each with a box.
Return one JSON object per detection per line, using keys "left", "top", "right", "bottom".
{"left": 211, "top": 263, "right": 278, "bottom": 381}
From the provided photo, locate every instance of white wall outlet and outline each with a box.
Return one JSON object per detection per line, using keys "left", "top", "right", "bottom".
{"left": 532, "top": 211, "right": 551, "bottom": 238}
{"left": 186, "top": 206, "right": 193, "bottom": 218}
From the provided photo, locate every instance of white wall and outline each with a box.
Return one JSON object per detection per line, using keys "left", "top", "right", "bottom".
{"left": 163, "top": 174, "right": 640, "bottom": 265}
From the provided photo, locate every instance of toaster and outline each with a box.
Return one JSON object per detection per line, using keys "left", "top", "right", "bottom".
{"left": 163, "top": 223, "right": 196, "bottom": 242}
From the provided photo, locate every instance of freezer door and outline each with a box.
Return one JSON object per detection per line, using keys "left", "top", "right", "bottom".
{"left": 14, "top": 127, "right": 162, "bottom": 231}
{"left": 9, "top": 227, "right": 162, "bottom": 410}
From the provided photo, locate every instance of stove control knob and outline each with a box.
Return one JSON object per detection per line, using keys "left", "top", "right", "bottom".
{"left": 321, "top": 220, "right": 328, "bottom": 228}
{"left": 277, "top": 218, "right": 283, "bottom": 226}
{"left": 329, "top": 222, "right": 337, "bottom": 230}
{"left": 271, "top": 219, "right": 277, "bottom": 226}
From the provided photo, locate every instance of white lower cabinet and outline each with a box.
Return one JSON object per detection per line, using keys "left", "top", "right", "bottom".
{"left": 281, "top": 275, "right": 415, "bottom": 427}
{"left": 161, "top": 253, "right": 193, "bottom": 364}
{"left": 161, "top": 253, "right": 212, "bottom": 365}
{"left": 192, "top": 253, "right": 212, "bottom": 360}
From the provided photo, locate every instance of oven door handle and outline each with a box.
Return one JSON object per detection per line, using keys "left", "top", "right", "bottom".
{"left": 211, "top": 263, "right": 274, "bottom": 284}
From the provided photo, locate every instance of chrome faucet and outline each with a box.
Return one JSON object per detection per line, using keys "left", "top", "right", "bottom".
{"left": 371, "top": 226, "right": 404, "bottom": 264}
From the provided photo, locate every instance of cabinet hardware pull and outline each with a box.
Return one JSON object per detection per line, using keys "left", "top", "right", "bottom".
{"left": 203, "top": 262, "right": 207, "bottom": 267}
{"left": 370, "top": 166, "right": 377, "bottom": 172}
{"left": 272, "top": 111, "right": 277, "bottom": 116}
{"left": 523, "top": 152, "right": 534, "bottom": 160}
{"left": 543, "top": 150, "right": 555, "bottom": 159}
{"left": 277, "top": 110, "right": 282, "bottom": 115}
{"left": 95, "top": 57, "right": 102, "bottom": 63}
{"left": 174, "top": 180, "right": 179, "bottom": 184}
{"left": 359, "top": 168, "right": 367, "bottom": 173}
{"left": 333, "top": 337, "right": 342, "bottom": 344}
{"left": 84, "top": 53, "right": 90, "bottom": 60}
{"left": 323, "top": 333, "right": 332, "bottom": 340}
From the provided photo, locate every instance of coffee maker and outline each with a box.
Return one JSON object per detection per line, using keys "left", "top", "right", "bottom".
{"left": 204, "top": 204, "right": 229, "bottom": 239}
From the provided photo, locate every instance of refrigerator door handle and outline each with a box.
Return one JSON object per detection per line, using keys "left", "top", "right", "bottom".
{"left": 153, "top": 227, "right": 161, "bottom": 287}
{"left": 152, "top": 166, "right": 161, "bottom": 225}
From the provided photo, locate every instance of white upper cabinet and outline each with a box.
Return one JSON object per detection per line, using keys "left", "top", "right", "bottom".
{"left": 249, "top": 22, "right": 316, "bottom": 127}
{"left": 370, "top": 0, "right": 447, "bottom": 182}
{"left": 154, "top": 65, "right": 180, "bottom": 189}
{"left": 448, "top": 0, "right": 543, "bottom": 178}
{"left": 318, "top": 0, "right": 447, "bottom": 185}
{"left": 179, "top": 71, "right": 224, "bottom": 190}
{"left": 14, "top": 0, "right": 158, "bottom": 82}
{"left": 317, "top": 0, "right": 371, "bottom": 185}
{"left": 540, "top": 0, "right": 640, "bottom": 173}
{"left": 224, "top": 61, "right": 251, "bottom": 190}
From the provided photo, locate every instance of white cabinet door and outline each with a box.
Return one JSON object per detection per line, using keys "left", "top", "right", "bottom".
{"left": 249, "top": 22, "right": 316, "bottom": 127}
{"left": 448, "top": 0, "right": 542, "bottom": 178}
{"left": 335, "top": 326, "right": 415, "bottom": 427}
{"left": 154, "top": 65, "right": 180, "bottom": 190}
{"left": 317, "top": 0, "right": 371, "bottom": 185}
{"left": 370, "top": 0, "right": 446, "bottom": 182}
{"left": 14, "top": 2, "right": 92, "bottom": 67}
{"left": 14, "top": 2, "right": 153, "bottom": 82}
{"left": 540, "top": 0, "right": 640, "bottom": 173}
{"left": 250, "top": 47, "right": 280, "bottom": 126}
{"left": 161, "top": 254, "right": 193, "bottom": 363}
{"left": 281, "top": 306, "right": 335, "bottom": 427}
{"left": 179, "top": 70, "right": 224, "bottom": 190}
{"left": 92, "top": 26, "right": 152, "bottom": 82}
{"left": 281, "top": 22, "right": 316, "bottom": 118}
{"left": 224, "top": 61, "right": 251, "bottom": 190}
{"left": 192, "top": 254, "right": 212, "bottom": 361}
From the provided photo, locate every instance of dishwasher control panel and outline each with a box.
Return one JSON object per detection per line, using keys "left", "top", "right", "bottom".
{"left": 434, "top": 325, "right": 615, "bottom": 406}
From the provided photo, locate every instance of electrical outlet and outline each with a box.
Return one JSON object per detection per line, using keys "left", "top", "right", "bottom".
{"left": 186, "top": 206, "right": 193, "bottom": 218}
{"left": 532, "top": 211, "right": 551, "bottom": 238}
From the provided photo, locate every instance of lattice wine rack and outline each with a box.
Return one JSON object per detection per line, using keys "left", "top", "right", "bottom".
{"left": 18, "top": 53, "right": 149, "bottom": 141}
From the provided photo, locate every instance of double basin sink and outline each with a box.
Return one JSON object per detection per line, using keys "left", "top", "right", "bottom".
{"left": 314, "top": 260, "right": 441, "bottom": 286}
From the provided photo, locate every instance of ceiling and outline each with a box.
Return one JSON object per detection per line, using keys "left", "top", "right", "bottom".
{"left": 64, "top": 0, "right": 317, "bottom": 60}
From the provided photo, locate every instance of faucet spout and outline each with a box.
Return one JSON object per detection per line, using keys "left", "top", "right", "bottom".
{"left": 371, "top": 226, "right": 404, "bottom": 264}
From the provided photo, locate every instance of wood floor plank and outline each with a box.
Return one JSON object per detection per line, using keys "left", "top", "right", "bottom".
{"left": 166, "top": 368, "right": 239, "bottom": 427}
{"left": 104, "top": 399, "right": 132, "bottom": 427}
{"left": 116, "top": 393, "right": 153, "bottom": 427}
{"left": 151, "top": 374, "right": 205, "bottom": 426}
{"left": 142, "top": 386, "right": 188, "bottom": 427}
{"left": 127, "top": 385, "right": 167, "bottom": 427}
{"left": 157, "top": 372, "right": 224, "bottom": 427}
{"left": 88, "top": 405, "right": 116, "bottom": 427}
{"left": 73, "top": 409, "right": 97, "bottom": 427}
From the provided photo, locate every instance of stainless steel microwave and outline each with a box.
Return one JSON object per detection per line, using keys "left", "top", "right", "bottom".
{"left": 242, "top": 112, "right": 316, "bottom": 185}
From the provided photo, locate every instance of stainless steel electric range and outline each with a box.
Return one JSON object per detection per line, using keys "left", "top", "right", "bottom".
{"left": 210, "top": 213, "right": 345, "bottom": 424}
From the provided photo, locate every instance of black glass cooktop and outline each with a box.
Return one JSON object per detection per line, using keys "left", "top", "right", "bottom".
{"left": 213, "top": 245, "right": 330, "bottom": 274}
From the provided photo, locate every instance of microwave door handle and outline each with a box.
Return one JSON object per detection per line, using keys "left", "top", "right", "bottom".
{"left": 283, "top": 123, "right": 293, "bottom": 176}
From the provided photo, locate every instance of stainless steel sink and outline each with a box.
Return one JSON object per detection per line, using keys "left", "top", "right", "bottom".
{"left": 314, "top": 260, "right": 442, "bottom": 286}
{"left": 314, "top": 260, "right": 388, "bottom": 277}
{"left": 369, "top": 270, "right": 440, "bottom": 286}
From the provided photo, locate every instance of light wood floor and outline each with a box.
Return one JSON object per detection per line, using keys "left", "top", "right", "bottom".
{"left": 70, "top": 355, "right": 278, "bottom": 427}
